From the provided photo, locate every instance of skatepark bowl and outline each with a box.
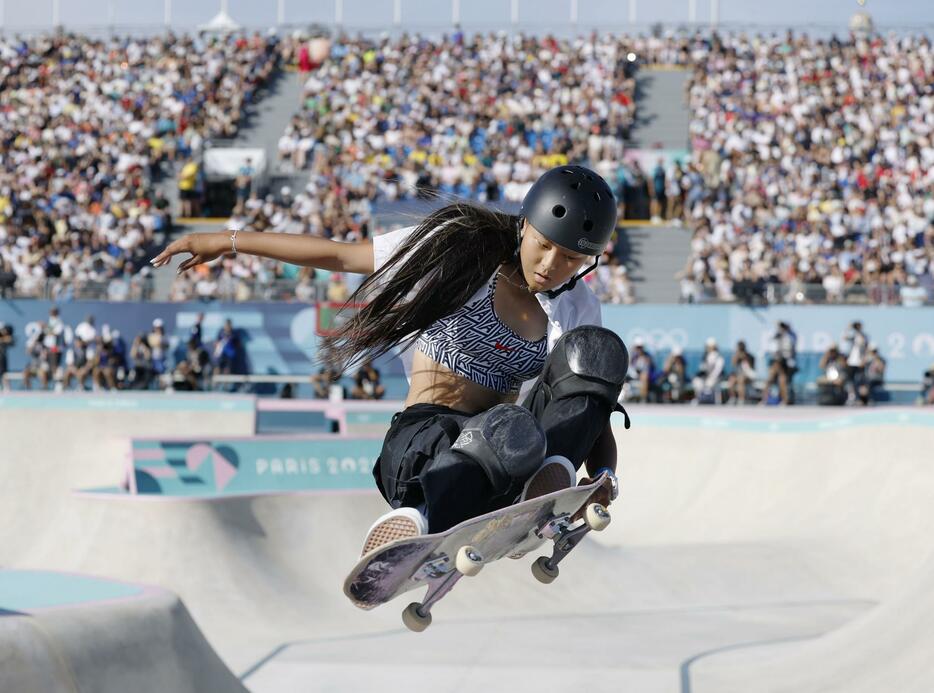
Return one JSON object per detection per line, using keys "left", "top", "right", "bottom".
{"left": 2, "top": 392, "right": 933, "bottom": 692}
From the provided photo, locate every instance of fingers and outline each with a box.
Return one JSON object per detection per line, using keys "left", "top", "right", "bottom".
{"left": 176, "top": 255, "right": 203, "bottom": 274}
{"left": 149, "top": 239, "right": 185, "bottom": 268}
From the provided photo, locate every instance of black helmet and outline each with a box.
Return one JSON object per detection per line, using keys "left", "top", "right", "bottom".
{"left": 520, "top": 165, "right": 617, "bottom": 256}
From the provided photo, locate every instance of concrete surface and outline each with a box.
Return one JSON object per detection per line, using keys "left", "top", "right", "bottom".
{"left": 1, "top": 397, "right": 933, "bottom": 691}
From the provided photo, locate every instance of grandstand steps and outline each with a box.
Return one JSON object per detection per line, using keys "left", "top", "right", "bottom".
{"left": 628, "top": 68, "right": 691, "bottom": 150}
{"left": 231, "top": 69, "right": 304, "bottom": 176}
{"left": 618, "top": 224, "right": 692, "bottom": 303}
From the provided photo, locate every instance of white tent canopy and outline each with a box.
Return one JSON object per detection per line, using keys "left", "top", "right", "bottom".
{"left": 198, "top": 9, "right": 241, "bottom": 33}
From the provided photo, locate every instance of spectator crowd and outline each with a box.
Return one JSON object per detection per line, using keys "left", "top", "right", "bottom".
{"left": 670, "top": 32, "right": 934, "bottom": 306}
{"left": 0, "top": 28, "right": 931, "bottom": 310}
{"left": 0, "top": 31, "right": 279, "bottom": 301}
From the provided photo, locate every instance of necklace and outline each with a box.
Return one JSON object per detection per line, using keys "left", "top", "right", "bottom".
{"left": 497, "top": 265, "right": 530, "bottom": 292}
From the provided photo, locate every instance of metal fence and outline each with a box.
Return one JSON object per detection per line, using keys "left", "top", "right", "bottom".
{"left": 686, "top": 282, "right": 934, "bottom": 307}
{"left": 7, "top": 276, "right": 933, "bottom": 307}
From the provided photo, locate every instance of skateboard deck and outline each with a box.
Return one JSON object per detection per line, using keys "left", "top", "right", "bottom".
{"left": 343, "top": 473, "right": 611, "bottom": 630}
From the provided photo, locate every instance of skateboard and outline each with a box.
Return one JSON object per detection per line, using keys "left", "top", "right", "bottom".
{"left": 343, "top": 473, "right": 613, "bottom": 632}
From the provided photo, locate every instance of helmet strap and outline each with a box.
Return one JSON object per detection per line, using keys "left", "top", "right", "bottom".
{"left": 543, "top": 257, "right": 599, "bottom": 299}
{"left": 513, "top": 215, "right": 524, "bottom": 263}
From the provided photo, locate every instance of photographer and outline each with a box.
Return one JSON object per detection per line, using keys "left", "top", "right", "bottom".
{"left": 627, "top": 338, "right": 656, "bottom": 403}
{"left": 816, "top": 343, "right": 848, "bottom": 406}
{"left": 129, "top": 332, "right": 155, "bottom": 390}
{"left": 0, "top": 259, "right": 16, "bottom": 298}
{"left": 185, "top": 336, "right": 211, "bottom": 390}
{"left": 658, "top": 346, "right": 688, "bottom": 403}
{"left": 92, "top": 335, "right": 119, "bottom": 391}
{"left": 0, "top": 322, "right": 13, "bottom": 389}
{"left": 62, "top": 337, "right": 94, "bottom": 391}
{"left": 727, "top": 340, "right": 758, "bottom": 404}
{"left": 764, "top": 321, "right": 797, "bottom": 405}
{"left": 22, "top": 322, "right": 54, "bottom": 391}
{"left": 311, "top": 364, "right": 343, "bottom": 400}
{"left": 859, "top": 345, "right": 886, "bottom": 406}
{"left": 351, "top": 360, "right": 386, "bottom": 400}
{"left": 923, "top": 363, "right": 934, "bottom": 406}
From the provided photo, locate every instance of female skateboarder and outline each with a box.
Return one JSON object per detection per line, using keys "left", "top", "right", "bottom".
{"left": 150, "top": 166, "right": 629, "bottom": 555}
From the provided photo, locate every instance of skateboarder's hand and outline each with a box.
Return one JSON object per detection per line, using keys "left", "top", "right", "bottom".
{"left": 150, "top": 232, "right": 229, "bottom": 274}
{"left": 578, "top": 476, "right": 613, "bottom": 508}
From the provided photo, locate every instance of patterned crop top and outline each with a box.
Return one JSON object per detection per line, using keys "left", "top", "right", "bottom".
{"left": 414, "top": 273, "right": 548, "bottom": 394}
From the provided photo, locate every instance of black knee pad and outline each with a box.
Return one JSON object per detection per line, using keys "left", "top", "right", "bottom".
{"left": 543, "top": 326, "right": 629, "bottom": 409}
{"left": 450, "top": 404, "right": 546, "bottom": 496}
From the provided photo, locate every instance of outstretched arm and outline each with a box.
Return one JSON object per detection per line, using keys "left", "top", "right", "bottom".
{"left": 150, "top": 230, "right": 374, "bottom": 275}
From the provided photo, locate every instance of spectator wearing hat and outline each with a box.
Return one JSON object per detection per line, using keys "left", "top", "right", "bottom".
{"left": 658, "top": 346, "right": 688, "bottom": 403}
{"left": 692, "top": 337, "right": 726, "bottom": 404}
{"left": 147, "top": 319, "right": 169, "bottom": 385}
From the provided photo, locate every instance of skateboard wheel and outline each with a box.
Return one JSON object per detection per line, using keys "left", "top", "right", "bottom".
{"left": 531, "top": 556, "right": 559, "bottom": 584}
{"left": 402, "top": 602, "right": 432, "bottom": 632}
{"left": 584, "top": 503, "right": 611, "bottom": 531}
{"left": 455, "top": 545, "right": 484, "bottom": 576}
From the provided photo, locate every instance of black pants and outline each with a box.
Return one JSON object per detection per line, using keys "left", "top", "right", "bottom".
{"left": 372, "top": 370, "right": 613, "bottom": 533}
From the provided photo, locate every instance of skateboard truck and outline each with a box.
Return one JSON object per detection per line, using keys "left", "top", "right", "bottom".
{"left": 532, "top": 503, "right": 610, "bottom": 584}
{"left": 403, "top": 546, "right": 484, "bottom": 632}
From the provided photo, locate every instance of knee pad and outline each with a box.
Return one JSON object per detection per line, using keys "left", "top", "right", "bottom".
{"left": 543, "top": 326, "right": 629, "bottom": 409}
{"left": 450, "top": 404, "right": 546, "bottom": 496}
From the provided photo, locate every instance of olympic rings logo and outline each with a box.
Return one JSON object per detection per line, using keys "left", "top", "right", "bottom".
{"left": 624, "top": 328, "right": 689, "bottom": 351}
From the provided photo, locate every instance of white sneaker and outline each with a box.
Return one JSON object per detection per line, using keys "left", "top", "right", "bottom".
{"left": 519, "top": 455, "right": 576, "bottom": 503}
{"left": 360, "top": 506, "right": 429, "bottom": 556}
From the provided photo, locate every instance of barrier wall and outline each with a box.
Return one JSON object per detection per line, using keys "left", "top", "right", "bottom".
{"left": 2, "top": 300, "right": 932, "bottom": 384}
{"left": 129, "top": 434, "right": 383, "bottom": 497}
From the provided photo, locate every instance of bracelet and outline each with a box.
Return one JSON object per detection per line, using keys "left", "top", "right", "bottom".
{"left": 230, "top": 228, "right": 239, "bottom": 255}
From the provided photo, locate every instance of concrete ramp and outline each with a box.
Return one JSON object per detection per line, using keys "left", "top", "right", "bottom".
{"left": 0, "top": 571, "right": 245, "bottom": 693}
{"left": 3, "top": 395, "right": 934, "bottom": 691}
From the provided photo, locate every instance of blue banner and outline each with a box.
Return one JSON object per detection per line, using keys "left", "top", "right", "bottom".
{"left": 2, "top": 300, "right": 932, "bottom": 384}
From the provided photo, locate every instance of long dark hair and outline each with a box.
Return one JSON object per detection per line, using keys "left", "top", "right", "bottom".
{"left": 323, "top": 202, "right": 519, "bottom": 371}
